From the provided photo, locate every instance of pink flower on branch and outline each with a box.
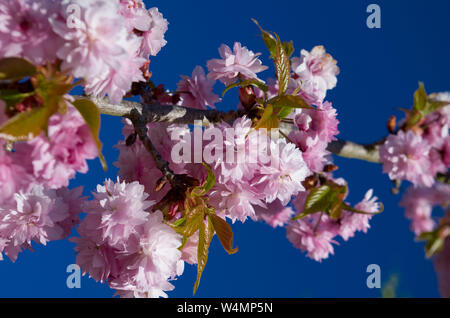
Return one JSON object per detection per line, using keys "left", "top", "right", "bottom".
{"left": 177, "top": 66, "right": 221, "bottom": 110}
{"left": 207, "top": 42, "right": 268, "bottom": 85}
{"left": 71, "top": 178, "right": 183, "bottom": 298}
{"left": 291, "top": 46, "right": 340, "bottom": 105}
{"left": 380, "top": 130, "right": 436, "bottom": 187}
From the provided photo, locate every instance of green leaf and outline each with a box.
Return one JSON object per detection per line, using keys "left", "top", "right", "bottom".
{"left": 172, "top": 212, "right": 204, "bottom": 238}
{"left": 329, "top": 200, "right": 343, "bottom": 219}
{"left": 191, "top": 163, "right": 216, "bottom": 196}
{"left": 413, "top": 82, "right": 427, "bottom": 112}
{"left": 282, "top": 41, "right": 295, "bottom": 58}
{"left": 270, "top": 95, "right": 314, "bottom": 110}
{"left": 172, "top": 217, "right": 186, "bottom": 227}
{"left": 417, "top": 227, "right": 449, "bottom": 258}
{"left": 426, "top": 100, "right": 450, "bottom": 114}
{"left": 305, "top": 185, "right": 332, "bottom": 210}
{"left": 381, "top": 274, "right": 398, "bottom": 298}
{"left": 405, "top": 82, "right": 450, "bottom": 129}
{"left": 292, "top": 185, "right": 332, "bottom": 220}
{"left": 193, "top": 216, "right": 215, "bottom": 295}
{"left": 276, "top": 106, "right": 293, "bottom": 119}
{"left": 274, "top": 34, "right": 290, "bottom": 96}
{"left": 425, "top": 236, "right": 445, "bottom": 258}
{"left": 251, "top": 19, "right": 277, "bottom": 57}
{"left": 72, "top": 98, "right": 107, "bottom": 171}
{"left": 0, "top": 89, "right": 35, "bottom": 109}
{"left": 209, "top": 213, "right": 238, "bottom": 255}
{"left": 254, "top": 104, "right": 279, "bottom": 130}
{"left": 0, "top": 104, "right": 53, "bottom": 141}
{"left": 222, "top": 79, "right": 268, "bottom": 97}
{"left": 0, "top": 57, "right": 36, "bottom": 81}
{"left": 178, "top": 236, "right": 189, "bottom": 251}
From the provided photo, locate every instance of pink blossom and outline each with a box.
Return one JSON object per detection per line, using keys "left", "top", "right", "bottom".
{"left": 0, "top": 0, "right": 63, "bottom": 65}
{"left": 180, "top": 232, "right": 199, "bottom": 265}
{"left": 291, "top": 46, "right": 340, "bottom": 105}
{"left": 255, "top": 138, "right": 309, "bottom": 205}
{"left": 339, "top": 189, "right": 381, "bottom": 241}
{"left": 289, "top": 185, "right": 381, "bottom": 261}
{"left": 18, "top": 104, "right": 98, "bottom": 189}
{"left": 288, "top": 101, "right": 339, "bottom": 173}
{"left": 109, "top": 211, "right": 183, "bottom": 298}
{"left": 51, "top": 0, "right": 134, "bottom": 82}
{"left": 114, "top": 142, "right": 169, "bottom": 203}
{"left": 0, "top": 145, "right": 34, "bottom": 206}
{"left": 84, "top": 178, "right": 154, "bottom": 247}
{"left": 118, "top": 0, "right": 151, "bottom": 33}
{"left": 51, "top": 186, "right": 85, "bottom": 239}
{"left": 140, "top": 7, "right": 168, "bottom": 57}
{"left": 84, "top": 35, "right": 146, "bottom": 104}
{"left": 286, "top": 213, "right": 339, "bottom": 262}
{"left": 443, "top": 136, "right": 450, "bottom": 166}
{"left": 207, "top": 42, "right": 268, "bottom": 85}
{"left": 289, "top": 130, "right": 329, "bottom": 173}
{"left": 209, "top": 182, "right": 266, "bottom": 223}
{"left": 379, "top": 130, "right": 435, "bottom": 187}
{"left": 295, "top": 101, "right": 339, "bottom": 143}
{"left": 208, "top": 117, "right": 258, "bottom": 184}
{"left": 71, "top": 179, "right": 184, "bottom": 297}
{"left": 400, "top": 183, "right": 450, "bottom": 236}
{"left": 0, "top": 237, "right": 8, "bottom": 261}
{"left": 288, "top": 191, "right": 340, "bottom": 261}
{"left": 254, "top": 200, "right": 295, "bottom": 228}
{"left": 177, "top": 66, "right": 221, "bottom": 109}
{"left": 70, "top": 229, "right": 121, "bottom": 283}
{"left": 400, "top": 187, "right": 435, "bottom": 235}
{"left": 0, "top": 185, "right": 75, "bottom": 262}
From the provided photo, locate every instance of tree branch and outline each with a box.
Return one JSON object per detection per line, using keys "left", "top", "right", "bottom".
{"left": 127, "top": 108, "right": 177, "bottom": 185}
{"left": 326, "top": 139, "right": 380, "bottom": 163}
{"left": 77, "top": 95, "right": 382, "bottom": 164}
{"left": 76, "top": 95, "right": 243, "bottom": 125}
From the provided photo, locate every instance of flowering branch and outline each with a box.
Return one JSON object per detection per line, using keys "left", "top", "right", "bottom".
{"left": 1, "top": 0, "right": 448, "bottom": 299}
{"left": 80, "top": 95, "right": 383, "bottom": 163}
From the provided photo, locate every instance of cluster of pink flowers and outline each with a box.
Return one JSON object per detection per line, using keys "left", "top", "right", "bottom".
{"left": 112, "top": 40, "right": 347, "bottom": 268}
{"left": 287, "top": 186, "right": 381, "bottom": 262}
{"left": 0, "top": 100, "right": 97, "bottom": 261}
{"left": 287, "top": 47, "right": 341, "bottom": 173}
{"left": 0, "top": 185, "right": 84, "bottom": 262}
{"left": 71, "top": 178, "right": 184, "bottom": 298}
{"left": 400, "top": 182, "right": 450, "bottom": 236}
{"left": 380, "top": 94, "right": 450, "bottom": 187}
{"left": 0, "top": 0, "right": 409, "bottom": 296}
{"left": 206, "top": 117, "right": 310, "bottom": 223}
{"left": 289, "top": 101, "right": 340, "bottom": 172}
{"left": 0, "top": 0, "right": 168, "bottom": 104}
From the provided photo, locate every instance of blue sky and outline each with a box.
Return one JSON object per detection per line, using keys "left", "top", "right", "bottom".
{"left": 0, "top": 0, "right": 449, "bottom": 297}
